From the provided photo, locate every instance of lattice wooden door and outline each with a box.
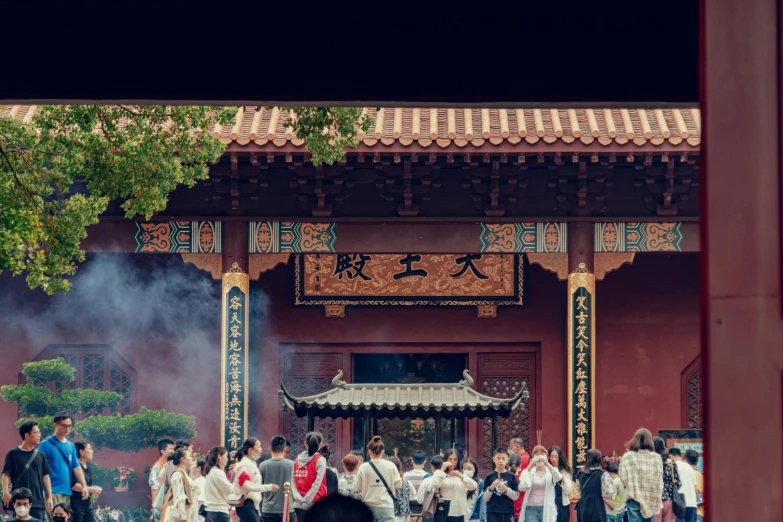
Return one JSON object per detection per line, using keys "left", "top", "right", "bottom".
{"left": 282, "top": 353, "right": 342, "bottom": 467}
{"left": 477, "top": 353, "right": 535, "bottom": 473}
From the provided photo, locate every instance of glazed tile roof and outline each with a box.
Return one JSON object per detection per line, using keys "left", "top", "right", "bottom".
{"left": 1, "top": 105, "right": 700, "bottom": 149}
{"left": 279, "top": 370, "right": 528, "bottom": 420}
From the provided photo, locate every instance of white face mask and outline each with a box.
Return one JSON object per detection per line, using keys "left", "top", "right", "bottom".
{"left": 463, "top": 470, "right": 474, "bottom": 478}
{"left": 15, "top": 506, "right": 30, "bottom": 518}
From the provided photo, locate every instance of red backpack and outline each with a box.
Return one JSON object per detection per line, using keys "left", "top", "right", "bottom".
{"left": 294, "top": 453, "right": 328, "bottom": 504}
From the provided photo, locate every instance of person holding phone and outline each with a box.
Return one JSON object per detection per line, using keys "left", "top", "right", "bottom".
{"left": 517, "top": 446, "right": 562, "bottom": 522}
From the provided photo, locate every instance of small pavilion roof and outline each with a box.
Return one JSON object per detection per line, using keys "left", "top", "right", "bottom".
{"left": 278, "top": 370, "right": 528, "bottom": 420}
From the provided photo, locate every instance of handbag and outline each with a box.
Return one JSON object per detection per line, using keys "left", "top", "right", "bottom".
{"left": 670, "top": 464, "right": 686, "bottom": 519}
{"left": 695, "top": 491, "right": 704, "bottom": 507}
{"left": 368, "top": 462, "right": 397, "bottom": 502}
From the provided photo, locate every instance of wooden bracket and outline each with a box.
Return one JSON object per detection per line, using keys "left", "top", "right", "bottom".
{"left": 527, "top": 253, "right": 569, "bottom": 280}
{"left": 181, "top": 253, "right": 222, "bottom": 280}
{"left": 248, "top": 253, "right": 292, "bottom": 280}
{"left": 594, "top": 252, "right": 636, "bottom": 280}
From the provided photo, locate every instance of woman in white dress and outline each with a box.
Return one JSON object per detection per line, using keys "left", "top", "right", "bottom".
{"left": 163, "top": 448, "right": 198, "bottom": 522}
{"left": 431, "top": 448, "right": 477, "bottom": 522}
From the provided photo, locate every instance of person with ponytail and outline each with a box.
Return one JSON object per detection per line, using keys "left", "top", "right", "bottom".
{"left": 291, "top": 432, "right": 327, "bottom": 521}
{"left": 430, "top": 448, "right": 477, "bottom": 522}
{"left": 356, "top": 436, "right": 402, "bottom": 522}
{"left": 232, "top": 439, "right": 278, "bottom": 522}
{"left": 204, "top": 447, "right": 233, "bottom": 522}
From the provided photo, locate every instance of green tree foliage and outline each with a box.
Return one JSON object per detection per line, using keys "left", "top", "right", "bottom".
{"left": 0, "top": 105, "right": 372, "bottom": 294}
{"left": 2, "top": 358, "right": 195, "bottom": 451}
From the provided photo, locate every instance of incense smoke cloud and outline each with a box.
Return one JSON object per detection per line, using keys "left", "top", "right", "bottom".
{"left": 0, "top": 253, "right": 269, "bottom": 444}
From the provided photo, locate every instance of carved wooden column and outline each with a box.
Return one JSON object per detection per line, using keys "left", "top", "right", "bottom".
{"left": 220, "top": 222, "right": 250, "bottom": 453}
{"left": 567, "top": 222, "right": 595, "bottom": 472}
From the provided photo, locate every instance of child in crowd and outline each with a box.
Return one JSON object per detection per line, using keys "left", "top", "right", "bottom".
{"left": 482, "top": 449, "right": 519, "bottom": 522}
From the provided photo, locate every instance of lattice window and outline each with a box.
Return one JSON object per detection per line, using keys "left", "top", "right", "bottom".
{"left": 288, "top": 377, "right": 337, "bottom": 465}
{"left": 681, "top": 356, "right": 703, "bottom": 429}
{"left": 480, "top": 376, "right": 530, "bottom": 470}
{"left": 33, "top": 345, "right": 137, "bottom": 417}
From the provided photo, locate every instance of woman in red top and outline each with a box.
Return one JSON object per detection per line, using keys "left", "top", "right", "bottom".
{"left": 291, "top": 432, "right": 327, "bottom": 522}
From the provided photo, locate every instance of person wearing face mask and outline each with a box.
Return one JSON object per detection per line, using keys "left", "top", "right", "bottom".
{"left": 431, "top": 448, "right": 477, "bottom": 522}
{"left": 517, "top": 446, "right": 562, "bottom": 522}
{"left": 232, "top": 438, "right": 278, "bottom": 522}
{"left": 460, "top": 457, "right": 484, "bottom": 522}
{"left": 8, "top": 488, "right": 41, "bottom": 522}
{"left": 52, "top": 503, "right": 73, "bottom": 522}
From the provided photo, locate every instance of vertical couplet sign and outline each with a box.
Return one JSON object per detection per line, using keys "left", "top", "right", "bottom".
{"left": 567, "top": 262, "right": 596, "bottom": 472}
{"left": 221, "top": 262, "right": 250, "bottom": 452}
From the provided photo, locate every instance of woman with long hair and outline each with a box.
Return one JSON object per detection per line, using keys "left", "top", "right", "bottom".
{"left": 619, "top": 430, "right": 664, "bottom": 522}
{"left": 232, "top": 438, "right": 277, "bottom": 522}
{"left": 650, "top": 437, "right": 679, "bottom": 522}
{"left": 355, "top": 436, "right": 402, "bottom": 522}
{"left": 518, "top": 445, "right": 562, "bottom": 522}
{"left": 574, "top": 449, "right": 616, "bottom": 522}
{"left": 292, "top": 432, "right": 328, "bottom": 521}
{"left": 430, "top": 448, "right": 477, "bottom": 522}
{"left": 203, "top": 447, "right": 233, "bottom": 522}
{"left": 53, "top": 502, "right": 73, "bottom": 522}
{"left": 460, "top": 457, "right": 485, "bottom": 522}
{"left": 190, "top": 458, "right": 206, "bottom": 522}
{"left": 388, "top": 456, "right": 415, "bottom": 522}
{"left": 318, "top": 445, "right": 339, "bottom": 496}
{"left": 545, "top": 446, "right": 572, "bottom": 522}
{"left": 163, "top": 448, "right": 198, "bottom": 522}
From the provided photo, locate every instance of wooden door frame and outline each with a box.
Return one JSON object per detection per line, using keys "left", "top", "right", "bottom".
{"left": 279, "top": 342, "right": 542, "bottom": 463}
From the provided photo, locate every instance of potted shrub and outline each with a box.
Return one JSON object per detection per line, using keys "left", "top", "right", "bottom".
{"left": 113, "top": 467, "right": 135, "bottom": 492}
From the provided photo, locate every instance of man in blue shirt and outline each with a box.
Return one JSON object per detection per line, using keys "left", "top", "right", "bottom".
{"left": 38, "top": 413, "right": 88, "bottom": 522}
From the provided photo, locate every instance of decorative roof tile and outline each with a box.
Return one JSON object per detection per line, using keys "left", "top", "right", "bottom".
{"left": 1, "top": 105, "right": 701, "bottom": 149}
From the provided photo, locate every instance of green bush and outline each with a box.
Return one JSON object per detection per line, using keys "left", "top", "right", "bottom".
{"left": 3, "top": 358, "right": 196, "bottom": 452}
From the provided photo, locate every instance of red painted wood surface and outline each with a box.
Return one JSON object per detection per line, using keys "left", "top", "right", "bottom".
{"left": 703, "top": 0, "right": 783, "bottom": 520}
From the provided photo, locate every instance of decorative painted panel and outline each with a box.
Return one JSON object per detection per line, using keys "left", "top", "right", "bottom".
{"left": 479, "top": 223, "right": 568, "bottom": 253}
{"left": 594, "top": 222, "right": 683, "bottom": 252}
{"left": 54, "top": 353, "right": 78, "bottom": 393}
{"left": 221, "top": 264, "right": 250, "bottom": 452}
{"left": 295, "top": 254, "right": 523, "bottom": 306}
{"left": 134, "top": 221, "right": 222, "bottom": 253}
{"left": 249, "top": 222, "right": 337, "bottom": 253}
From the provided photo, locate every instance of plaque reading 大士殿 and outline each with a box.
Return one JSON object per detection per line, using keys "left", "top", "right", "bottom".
{"left": 294, "top": 253, "right": 523, "bottom": 306}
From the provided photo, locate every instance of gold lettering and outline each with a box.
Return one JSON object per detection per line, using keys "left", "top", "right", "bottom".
{"left": 576, "top": 437, "right": 588, "bottom": 451}
{"left": 575, "top": 368, "right": 588, "bottom": 380}
{"left": 577, "top": 352, "right": 588, "bottom": 367}
{"left": 577, "top": 449, "right": 586, "bottom": 463}
{"left": 578, "top": 409, "right": 588, "bottom": 423}
{"left": 229, "top": 370, "right": 241, "bottom": 380}
{"left": 230, "top": 381, "right": 242, "bottom": 393}
{"left": 574, "top": 380, "right": 587, "bottom": 395}
{"left": 576, "top": 395, "right": 588, "bottom": 409}
{"left": 230, "top": 325, "right": 241, "bottom": 338}
{"left": 576, "top": 295, "right": 588, "bottom": 311}
{"left": 229, "top": 340, "right": 241, "bottom": 351}
{"left": 229, "top": 422, "right": 241, "bottom": 435}
{"left": 576, "top": 339, "right": 589, "bottom": 352}
{"left": 576, "top": 325, "right": 589, "bottom": 340}
{"left": 576, "top": 422, "right": 588, "bottom": 436}
{"left": 229, "top": 296, "right": 242, "bottom": 310}
{"left": 575, "top": 311, "right": 588, "bottom": 325}
{"left": 229, "top": 354, "right": 241, "bottom": 367}
{"left": 228, "top": 435, "right": 241, "bottom": 449}
{"left": 231, "top": 312, "right": 242, "bottom": 325}
{"left": 229, "top": 408, "right": 241, "bottom": 421}
{"left": 228, "top": 394, "right": 241, "bottom": 407}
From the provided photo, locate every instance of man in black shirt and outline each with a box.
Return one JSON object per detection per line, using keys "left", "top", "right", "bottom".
{"left": 482, "top": 448, "right": 519, "bottom": 522}
{"left": 2, "top": 421, "right": 53, "bottom": 522}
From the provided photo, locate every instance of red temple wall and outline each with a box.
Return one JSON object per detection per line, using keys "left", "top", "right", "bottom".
{"left": 0, "top": 252, "right": 698, "bottom": 497}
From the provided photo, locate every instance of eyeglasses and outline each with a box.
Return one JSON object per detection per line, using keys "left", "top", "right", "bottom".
{"left": 58, "top": 423, "right": 74, "bottom": 430}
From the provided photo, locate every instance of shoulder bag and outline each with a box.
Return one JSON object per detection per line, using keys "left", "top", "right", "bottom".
{"left": 368, "top": 461, "right": 397, "bottom": 502}
{"left": 47, "top": 436, "right": 77, "bottom": 485}
{"left": 3, "top": 448, "right": 39, "bottom": 511}
{"left": 670, "top": 464, "right": 686, "bottom": 519}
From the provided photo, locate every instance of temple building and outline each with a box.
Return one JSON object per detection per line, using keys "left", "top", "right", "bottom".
{"left": 0, "top": 106, "right": 702, "bottom": 503}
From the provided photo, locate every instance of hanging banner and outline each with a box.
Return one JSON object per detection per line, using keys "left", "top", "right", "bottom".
{"left": 568, "top": 262, "right": 596, "bottom": 471}
{"left": 295, "top": 253, "right": 523, "bottom": 306}
{"left": 221, "top": 262, "right": 250, "bottom": 452}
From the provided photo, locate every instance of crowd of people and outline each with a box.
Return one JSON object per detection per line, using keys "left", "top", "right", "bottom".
{"left": 1, "top": 414, "right": 704, "bottom": 522}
